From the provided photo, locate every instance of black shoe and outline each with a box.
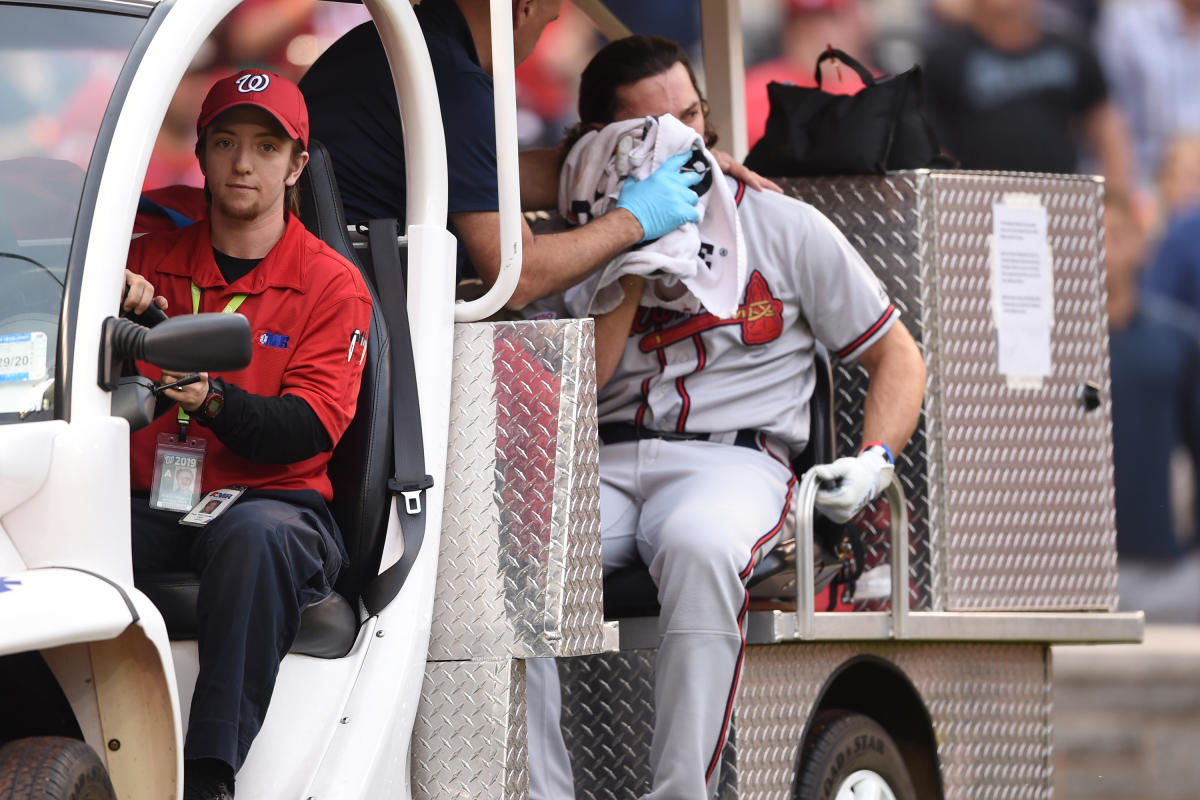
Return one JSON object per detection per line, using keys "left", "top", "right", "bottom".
{"left": 183, "top": 758, "right": 235, "bottom": 800}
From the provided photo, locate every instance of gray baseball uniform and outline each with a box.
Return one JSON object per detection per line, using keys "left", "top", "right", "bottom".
{"left": 529, "top": 177, "right": 897, "bottom": 800}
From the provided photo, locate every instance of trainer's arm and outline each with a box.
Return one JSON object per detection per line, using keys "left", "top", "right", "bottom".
{"left": 855, "top": 321, "right": 925, "bottom": 454}
{"left": 457, "top": 152, "right": 701, "bottom": 308}
{"left": 594, "top": 275, "right": 644, "bottom": 388}
{"left": 453, "top": 208, "right": 644, "bottom": 309}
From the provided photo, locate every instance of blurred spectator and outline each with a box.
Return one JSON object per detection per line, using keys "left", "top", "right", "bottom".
{"left": 1143, "top": 203, "right": 1200, "bottom": 318}
{"left": 743, "top": 0, "right": 876, "bottom": 147}
{"left": 514, "top": 6, "right": 601, "bottom": 147}
{"left": 143, "top": 70, "right": 210, "bottom": 190}
{"left": 1096, "top": 0, "right": 1200, "bottom": 204}
{"left": 1105, "top": 195, "right": 1200, "bottom": 623}
{"left": 602, "top": 1, "right": 701, "bottom": 53}
{"left": 922, "top": 0, "right": 1132, "bottom": 199}
{"left": 213, "top": 0, "right": 318, "bottom": 80}
{"left": 928, "top": 0, "right": 1097, "bottom": 33}
{"left": 1158, "top": 136, "right": 1200, "bottom": 222}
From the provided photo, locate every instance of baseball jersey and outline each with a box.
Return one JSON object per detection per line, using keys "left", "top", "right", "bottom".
{"left": 127, "top": 214, "right": 373, "bottom": 500}
{"left": 598, "top": 176, "right": 896, "bottom": 454}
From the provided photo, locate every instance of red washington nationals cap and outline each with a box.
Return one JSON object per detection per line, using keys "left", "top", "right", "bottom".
{"left": 197, "top": 69, "right": 309, "bottom": 147}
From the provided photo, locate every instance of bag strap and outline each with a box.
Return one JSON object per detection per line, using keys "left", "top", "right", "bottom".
{"left": 362, "top": 217, "right": 433, "bottom": 616}
{"left": 814, "top": 46, "right": 876, "bottom": 89}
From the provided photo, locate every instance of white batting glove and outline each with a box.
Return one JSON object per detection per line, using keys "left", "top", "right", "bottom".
{"left": 812, "top": 445, "right": 895, "bottom": 524}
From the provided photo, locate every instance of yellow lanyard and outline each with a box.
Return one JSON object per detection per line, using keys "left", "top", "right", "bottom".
{"left": 177, "top": 282, "right": 248, "bottom": 426}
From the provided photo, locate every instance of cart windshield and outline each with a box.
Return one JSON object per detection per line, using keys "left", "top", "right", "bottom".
{"left": 0, "top": 3, "right": 143, "bottom": 423}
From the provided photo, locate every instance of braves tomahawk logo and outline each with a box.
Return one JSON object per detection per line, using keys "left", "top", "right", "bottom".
{"left": 236, "top": 73, "right": 270, "bottom": 93}
{"left": 637, "top": 270, "right": 784, "bottom": 352}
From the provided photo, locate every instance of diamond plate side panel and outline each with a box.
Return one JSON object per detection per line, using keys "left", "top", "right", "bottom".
{"left": 432, "top": 324, "right": 509, "bottom": 660}
{"left": 549, "top": 321, "right": 605, "bottom": 656}
{"left": 433, "top": 320, "right": 605, "bottom": 659}
{"left": 558, "top": 652, "right": 739, "bottom": 799}
{"left": 779, "top": 175, "right": 935, "bottom": 611}
{"left": 736, "top": 643, "right": 1052, "bottom": 800}
{"left": 780, "top": 172, "right": 1118, "bottom": 611}
{"left": 930, "top": 172, "right": 1117, "bottom": 610}
{"left": 559, "top": 644, "right": 1051, "bottom": 799}
{"left": 560, "top": 651, "right": 656, "bottom": 800}
{"left": 412, "top": 659, "right": 527, "bottom": 800}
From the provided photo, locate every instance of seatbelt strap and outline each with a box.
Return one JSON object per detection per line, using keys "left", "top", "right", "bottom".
{"left": 362, "top": 217, "right": 432, "bottom": 616}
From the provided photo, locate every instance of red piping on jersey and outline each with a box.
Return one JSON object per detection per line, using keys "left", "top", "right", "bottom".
{"left": 635, "top": 318, "right": 668, "bottom": 428}
{"left": 756, "top": 431, "right": 791, "bottom": 470}
{"left": 707, "top": 473, "right": 796, "bottom": 784}
{"left": 675, "top": 377, "right": 691, "bottom": 432}
{"left": 734, "top": 180, "right": 746, "bottom": 206}
{"left": 673, "top": 334, "right": 706, "bottom": 433}
{"left": 835, "top": 304, "right": 896, "bottom": 360}
{"left": 639, "top": 270, "right": 784, "bottom": 353}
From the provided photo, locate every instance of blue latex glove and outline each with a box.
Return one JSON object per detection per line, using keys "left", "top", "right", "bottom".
{"left": 616, "top": 151, "right": 702, "bottom": 243}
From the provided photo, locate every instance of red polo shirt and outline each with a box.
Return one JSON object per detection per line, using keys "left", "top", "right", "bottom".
{"left": 127, "top": 213, "right": 372, "bottom": 500}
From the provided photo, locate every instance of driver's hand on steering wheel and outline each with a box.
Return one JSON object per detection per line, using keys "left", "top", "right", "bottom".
{"left": 123, "top": 269, "right": 168, "bottom": 315}
{"left": 159, "top": 369, "right": 209, "bottom": 414}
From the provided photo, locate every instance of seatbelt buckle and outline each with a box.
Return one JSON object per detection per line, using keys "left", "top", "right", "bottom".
{"left": 389, "top": 474, "right": 434, "bottom": 515}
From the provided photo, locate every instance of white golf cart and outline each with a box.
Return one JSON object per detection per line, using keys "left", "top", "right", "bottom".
{"left": 0, "top": 1, "right": 1141, "bottom": 798}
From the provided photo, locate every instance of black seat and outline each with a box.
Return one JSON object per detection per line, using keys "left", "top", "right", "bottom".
{"left": 602, "top": 345, "right": 840, "bottom": 619}
{"left": 136, "top": 141, "right": 393, "bottom": 659}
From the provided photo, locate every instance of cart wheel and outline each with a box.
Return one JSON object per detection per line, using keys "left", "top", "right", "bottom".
{"left": 0, "top": 736, "right": 117, "bottom": 800}
{"left": 794, "top": 711, "right": 917, "bottom": 800}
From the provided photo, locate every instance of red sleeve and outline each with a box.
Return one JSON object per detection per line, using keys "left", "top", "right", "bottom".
{"left": 279, "top": 249, "right": 373, "bottom": 447}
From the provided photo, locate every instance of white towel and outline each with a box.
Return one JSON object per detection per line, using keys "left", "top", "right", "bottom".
{"left": 558, "top": 115, "right": 746, "bottom": 319}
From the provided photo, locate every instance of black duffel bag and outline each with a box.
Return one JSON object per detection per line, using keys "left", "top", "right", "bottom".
{"left": 744, "top": 47, "right": 948, "bottom": 176}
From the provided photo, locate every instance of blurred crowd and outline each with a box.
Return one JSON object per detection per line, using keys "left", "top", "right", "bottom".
{"left": 135, "top": 0, "right": 1200, "bottom": 623}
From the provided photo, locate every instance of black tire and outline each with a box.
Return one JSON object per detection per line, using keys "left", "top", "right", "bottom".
{"left": 0, "top": 737, "right": 117, "bottom": 800}
{"left": 794, "top": 711, "right": 917, "bottom": 800}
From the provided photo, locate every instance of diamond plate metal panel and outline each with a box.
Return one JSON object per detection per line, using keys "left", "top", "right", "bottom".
{"left": 779, "top": 175, "right": 936, "bottom": 612}
{"left": 737, "top": 642, "right": 1052, "bottom": 800}
{"left": 929, "top": 172, "right": 1116, "bottom": 610}
{"left": 558, "top": 651, "right": 739, "bottom": 799}
{"left": 432, "top": 320, "right": 606, "bottom": 659}
{"left": 780, "top": 171, "right": 1117, "bottom": 612}
{"left": 412, "top": 659, "right": 528, "bottom": 800}
{"left": 557, "top": 643, "right": 1051, "bottom": 799}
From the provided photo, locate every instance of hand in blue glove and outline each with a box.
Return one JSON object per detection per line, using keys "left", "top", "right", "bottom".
{"left": 616, "top": 151, "right": 702, "bottom": 243}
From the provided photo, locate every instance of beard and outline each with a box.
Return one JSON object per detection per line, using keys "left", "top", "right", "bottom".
{"left": 213, "top": 192, "right": 265, "bottom": 222}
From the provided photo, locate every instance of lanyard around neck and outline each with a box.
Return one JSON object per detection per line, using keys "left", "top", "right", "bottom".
{"left": 191, "top": 280, "right": 248, "bottom": 315}
{"left": 178, "top": 281, "right": 249, "bottom": 426}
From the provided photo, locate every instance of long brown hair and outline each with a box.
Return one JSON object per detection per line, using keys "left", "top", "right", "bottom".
{"left": 562, "top": 35, "right": 717, "bottom": 155}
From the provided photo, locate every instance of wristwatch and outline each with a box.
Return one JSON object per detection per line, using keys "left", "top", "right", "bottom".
{"left": 199, "top": 381, "right": 225, "bottom": 420}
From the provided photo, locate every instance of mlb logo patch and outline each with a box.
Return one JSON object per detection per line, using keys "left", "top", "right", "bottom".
{"left": 258, "top": 331, "right": 290, "bottom": 349}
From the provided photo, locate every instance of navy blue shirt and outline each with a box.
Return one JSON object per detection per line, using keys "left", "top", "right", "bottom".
{"left": 923, "top": 27, "right": 1108, "bottom": 173}
{"left": 300, "top": 0, "right": 498, "bottom": 274}
{"left": 1143, "top": 207, "right": 1200, "bottom": 317}
{"left": 1108, "top": 296, "right": 1200, "bottom": 560}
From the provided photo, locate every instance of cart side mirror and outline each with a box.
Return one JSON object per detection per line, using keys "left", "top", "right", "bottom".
{"left": 98, "top": 313, "right": 252, "bottom": 391}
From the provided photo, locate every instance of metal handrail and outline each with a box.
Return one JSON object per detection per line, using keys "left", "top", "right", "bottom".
{"left": 453, "top": 0, "right": 524, "bottom": 322}
{"left": 793, "top": 471, "right": 910, "bottom": 640}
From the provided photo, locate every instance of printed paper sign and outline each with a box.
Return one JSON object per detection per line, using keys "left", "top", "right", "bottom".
{"left": 992, "top": 202, "right": 1052, "bottom": 377}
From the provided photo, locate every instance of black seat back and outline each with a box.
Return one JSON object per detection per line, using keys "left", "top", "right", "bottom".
{"left": 299, "top": 141, "right": 394, "bottom": 605}
{"left": 791, "top": 342, "right": 835, "bottom": 476}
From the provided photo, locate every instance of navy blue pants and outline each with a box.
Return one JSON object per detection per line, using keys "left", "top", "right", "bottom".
{"left": 131, "top": 493, "right": 342, "bottom": 771}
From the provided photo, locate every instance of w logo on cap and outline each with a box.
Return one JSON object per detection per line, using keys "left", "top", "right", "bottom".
{"left": 235, "top": 73, "right": 270, "bottom": 94}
